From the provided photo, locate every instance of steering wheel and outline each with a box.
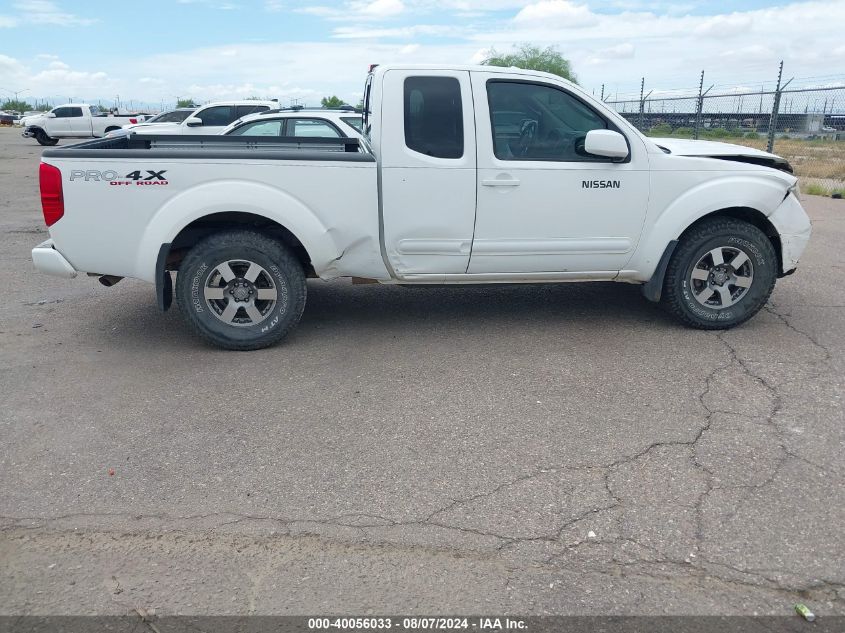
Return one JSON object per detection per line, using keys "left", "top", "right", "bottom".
{"left": 545, "top": 128, "right": 572, "bottom": 157}
{"left": 517, "top": 120, "right": 538, "bottom": 157}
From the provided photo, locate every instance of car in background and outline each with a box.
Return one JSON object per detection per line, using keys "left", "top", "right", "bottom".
{"left": 122, "top": 100, "right": 277, "bottom": 135}
{"left": 220, "top": 107, "right": 363, "bottom": 138}
{"left": 124, "top": 107, "right": 197, "bottom": 127}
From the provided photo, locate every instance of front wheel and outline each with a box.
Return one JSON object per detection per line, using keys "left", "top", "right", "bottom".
{"left": 175, "top": 230, "right": 307, "bottom": 350}
{"left": 661, "top": 217, "right": 777, "bottom": 329}
{"left": 35, "top": 130, "right": 59, "bottom": 146}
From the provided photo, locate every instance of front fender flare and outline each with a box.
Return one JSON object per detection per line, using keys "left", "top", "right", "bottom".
{"left": 628, "top": 175, "right": 788, "bottom": 282}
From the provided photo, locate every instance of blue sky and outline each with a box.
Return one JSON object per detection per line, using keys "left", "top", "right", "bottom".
{"left": 1, "top": 0, "right": 844, "bottom": 110}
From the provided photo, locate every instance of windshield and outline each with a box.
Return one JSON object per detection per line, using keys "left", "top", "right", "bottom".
{"left": 147, "top": 109, "right": 195, "bottom": 123}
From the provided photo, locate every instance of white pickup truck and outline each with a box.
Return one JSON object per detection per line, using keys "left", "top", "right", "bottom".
{"left": 22, "top": 104, "right": 146, "bottom": 146}
{"left": 31, "top": 64, "right": 811, "bottom": 350}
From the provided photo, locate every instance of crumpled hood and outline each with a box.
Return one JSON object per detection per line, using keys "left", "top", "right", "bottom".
{"left": 650, "top": 137, "right": 793, "bottom": 173}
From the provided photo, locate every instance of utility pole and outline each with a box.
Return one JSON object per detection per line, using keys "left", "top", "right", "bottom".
{"left": 638, "top": 77, "right": 645, "bottom": 130}
{"left": 694, "top": 71, "right": 712, "bottom": 140}
{"left": 767, "top": 61, "right": 792, "bottom": 153}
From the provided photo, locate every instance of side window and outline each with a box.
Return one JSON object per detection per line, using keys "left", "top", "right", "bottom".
{"left": 68, "top": 107, "right": 83, "bottom": 118}
{"left": 236, "top": 105, "right": 270, "bottom": 118}
{"left": 52, "top": 107, "right": 70, "bottom": 118}
{"left": 403, "top": 76, "right": 463, "bottom": 159}
{"left": 487, "top": 81, "right": 610, "bottom": 162}
{"left": 196, "top": 106, "right": 233, "bottom": 127}
{"left": 228, "top": 120, "right": 283, "bottom": 136}
{"left": 287, "top": 119, "right": 342, "bottom": 138}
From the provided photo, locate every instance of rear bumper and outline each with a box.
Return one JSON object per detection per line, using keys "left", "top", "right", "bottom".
{"left": 32, "top": 239, "right": 78, "bottom": 279}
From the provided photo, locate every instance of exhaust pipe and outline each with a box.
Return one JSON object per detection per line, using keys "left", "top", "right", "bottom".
{"left": 98, "top": 275, "right": 123, "bottom": 287}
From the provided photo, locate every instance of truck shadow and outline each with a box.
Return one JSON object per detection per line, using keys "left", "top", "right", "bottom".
{"left": 297, "top": 279, "right": 669, "bottom": 335}
{"left": 76, "top": 280, "right": 675, "bottom": 352}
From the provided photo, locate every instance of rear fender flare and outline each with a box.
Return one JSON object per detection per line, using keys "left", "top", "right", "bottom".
{"left": 134, "top": 180, "right": 337, "bottom": 283}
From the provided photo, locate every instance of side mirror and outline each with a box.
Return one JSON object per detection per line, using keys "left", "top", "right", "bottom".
{"left": 185, "top": 116, "right": 203, "bottom": 127}
{"left": 47, "top": 112, "right": 56, "bottom": 118}
{"left": 584, "top": 129, "right": 629, "bottom": 160}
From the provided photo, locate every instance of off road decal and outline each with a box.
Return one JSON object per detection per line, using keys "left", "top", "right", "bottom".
{"left": 68, "top": 169, "right": 169, "bottom": 186}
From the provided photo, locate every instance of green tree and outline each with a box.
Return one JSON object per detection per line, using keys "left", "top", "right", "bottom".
{"left": 321, "top": 95, "right": 346, "bottom": 108}
{"left": 481, "top": 44, "right": 578, "bottom": 83}
{"left": 176, "top": 98, "right": 196, "bottom": 108}
{"left": 1, "top": 99, "right": 32, "bottom": 113}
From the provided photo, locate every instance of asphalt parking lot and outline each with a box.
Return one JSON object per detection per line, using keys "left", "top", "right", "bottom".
{"left": 1, "top": 127, "right": 843, "bottom": 617}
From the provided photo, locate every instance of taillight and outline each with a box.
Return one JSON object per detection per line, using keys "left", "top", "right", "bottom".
{"left": 129, "top": 118, "right": 137, "bottom": 124}
{"left": 39, "top": 162, "right": 64, "bottom": 227}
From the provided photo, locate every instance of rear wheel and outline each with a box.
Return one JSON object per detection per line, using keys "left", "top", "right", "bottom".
{"left": 175, "top": 230, "right": 307, "bottom": 350}
{"left": 35, "top": 129, "right": 58, "bottom": 146}
{"left": 661, "top": 217, "right": 777, "bottom": 329}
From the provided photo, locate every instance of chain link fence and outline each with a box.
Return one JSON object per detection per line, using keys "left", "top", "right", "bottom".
{"left": 603, "top": 69, "right": 845, "bottom": 196}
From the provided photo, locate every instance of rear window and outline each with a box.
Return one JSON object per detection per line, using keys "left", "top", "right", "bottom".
{"left": 403, "top": 76, "right": 463, "bottom": 159}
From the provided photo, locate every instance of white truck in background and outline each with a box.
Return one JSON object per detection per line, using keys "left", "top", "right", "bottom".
{"left": 31, "top": 64, "right": 811, "bottom": 350}
{"left": 21, "top": 104, "right": 147, "bottom": 146}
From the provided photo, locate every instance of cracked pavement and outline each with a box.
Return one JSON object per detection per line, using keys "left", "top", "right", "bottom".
{"left": 1, "top": 129, "right": 843, "bottom": 616}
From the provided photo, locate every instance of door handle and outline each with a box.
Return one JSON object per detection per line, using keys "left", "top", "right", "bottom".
{"left": 481, "top": 178, "right": 520, "bottom": 187}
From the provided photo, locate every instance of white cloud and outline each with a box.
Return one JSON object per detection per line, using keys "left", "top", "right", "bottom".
{"left": 332, "top": 24, "right": 463, "bottom": 38}
{"left": 694, "top": 13, "right": 753, "bottom": 38}
{"left": 718, "top": 44, "right": 776, "bottom": 63}
{"left": 3, "top": 0, "right": 845, "bottom": 110}
{"left": 298, "top": 0, "right": 406, "bottom": 20}
{"left": 12, "top": 0, "right": 95, "bottom": 26}
{"left": 513, "top": 1, "right": 598, "bottom": 28}
{"left": 0, "top": 15, "right": 19, "bottom": 27}
{"left": 586, "top": 42, "right": 635, "bottom": 65}
{"left": 355, "top": 0, "right": 405, "bottom": 17}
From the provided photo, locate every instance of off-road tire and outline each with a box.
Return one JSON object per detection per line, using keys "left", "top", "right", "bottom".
{"left": 35, "top": 130, "right": 59, "bottom": 146}
{"left": 175, "top": 230, "right": 307, "bottom": 350}
{"left": 662, "top": 217, "right": 777, "bottom": 329}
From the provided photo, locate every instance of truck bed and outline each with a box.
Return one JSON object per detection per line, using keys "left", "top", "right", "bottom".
{"left": 41, "top": 132, "right": 382, "bottom": 285}
{"left": 42, "top": 133, "right": 374, "bottom": 162}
